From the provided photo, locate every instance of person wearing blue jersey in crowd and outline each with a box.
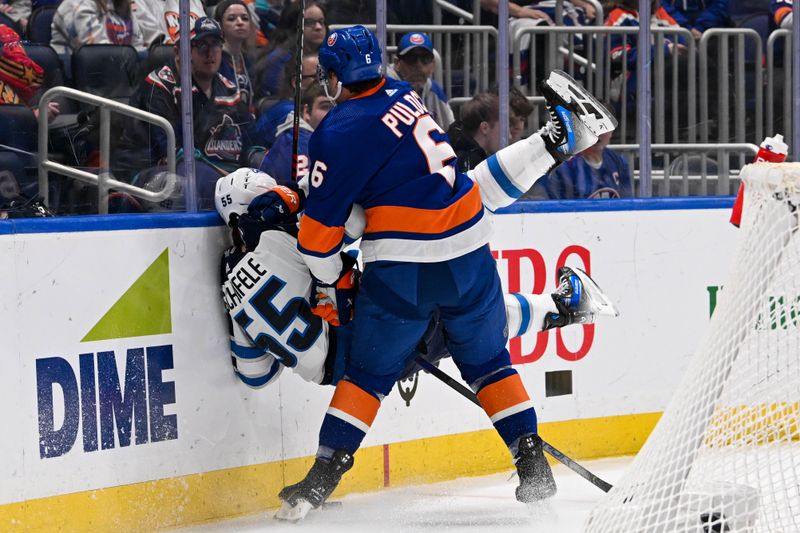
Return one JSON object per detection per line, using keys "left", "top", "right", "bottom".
{"left": 258, "top": 83, "right": 333, "bottom": 184}
{"left": 253, "top": 53, "right": 319, "bottom": 147}
{"left": 660, "top": 0, "right": 732, "bottom": 39}
{"left": 215, "top": 0, "right": 256, "bottom": 111}
{"left": 385, "top": 32, "right": 454, "bottom": 129}
{"left": 245, "top": 25, "right": 617, "bottom": 521}
{"left": 528, "top": 132, "right": 633, "bottom": 199}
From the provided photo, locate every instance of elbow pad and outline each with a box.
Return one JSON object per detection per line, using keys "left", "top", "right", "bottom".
{"left": 469, "top": 134, "right": 557, "bottom": 212}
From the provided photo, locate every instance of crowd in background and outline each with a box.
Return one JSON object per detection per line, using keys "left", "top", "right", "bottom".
{"left": 0, "top": 0, "right": 788, "bottom": 216}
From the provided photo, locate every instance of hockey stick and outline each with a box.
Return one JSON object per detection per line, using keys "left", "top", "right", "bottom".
{"left": 290, "top": 0, "right": 305, "bottom": 182}
{"left": 414, "top": 356, "right": 613, "bottom": 493}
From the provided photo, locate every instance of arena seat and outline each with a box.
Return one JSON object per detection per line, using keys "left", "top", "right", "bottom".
{"left": 0, "top": 12, "right": 22, "bottom": 35}
{"left": 0, "top": 105, "right": 39, "bottom": 196}
{"left": 0, "top": 104, "right": 37, "bottom": 157}
{"left": 134, "top": 44, "right": 175, "bottom": 89}
{"left": 0, "top": 150, "right": 30, "bottom": 197}
{"left": 71, "top": 44, "right": 139, "bottom": 105}
{"left": 27, "top": 5, "right": 57, "bottom": 44}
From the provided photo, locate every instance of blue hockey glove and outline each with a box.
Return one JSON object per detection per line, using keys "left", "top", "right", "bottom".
{"left": 236, "top": 213, "right": 275, "bottom": 250}
{"left": 310, "top": 253, "right": 360, "bottom": 327}
{"left": 247, "top": 184, "right": 304, "bottom": 224}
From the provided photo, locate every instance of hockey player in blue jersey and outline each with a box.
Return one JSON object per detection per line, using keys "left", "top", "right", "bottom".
{"left": 247, "top": 26, "right": 617, "bottom": 521}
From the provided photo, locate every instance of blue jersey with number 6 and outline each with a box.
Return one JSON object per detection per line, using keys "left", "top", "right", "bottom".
{"left": 297, "top": 77, "right": 492, "bottom": 283}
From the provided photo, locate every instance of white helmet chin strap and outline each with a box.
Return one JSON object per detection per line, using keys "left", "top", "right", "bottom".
{"left": 323, "top": 79, "right": 342, "bottom": 104}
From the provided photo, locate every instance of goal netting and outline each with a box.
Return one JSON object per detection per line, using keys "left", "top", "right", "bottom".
{"left": 586, "top": 163, "right": 800, "bottom": 533}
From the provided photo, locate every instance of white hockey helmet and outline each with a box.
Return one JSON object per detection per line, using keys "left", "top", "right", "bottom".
{"left": 214, "top": 168, "right": 277, "bottom": 223}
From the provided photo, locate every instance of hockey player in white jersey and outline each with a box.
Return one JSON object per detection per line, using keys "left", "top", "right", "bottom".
{"left": 216, "top": 167, "right": 618, "bottom": 391}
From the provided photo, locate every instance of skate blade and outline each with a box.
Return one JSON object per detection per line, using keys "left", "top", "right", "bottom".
{"left": 275, "top": 499, "right": 313, "bottom": 522}
{"left": 546, "top": 70, "right": 618, "bottom": 136}
{"left": 573, "top": 267, "right": 620, "bottom": 317}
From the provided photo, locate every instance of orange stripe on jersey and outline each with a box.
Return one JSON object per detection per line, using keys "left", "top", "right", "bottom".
{"left": 655, "top": 7, "right": 678, "bottom": 26}
{"left": 351, "top": 78, "right": 387, "bottom": 100}
{"left": 605, "top": 7, "right": 633, "bottom": 27}
{"left": 364, "top": 181, "right": 483, "bottom": 235}
{"left": 476, "top": 374, "right": 531, "bottom": 419}
{"left": 298, "top": 214, "right": 345, "bottom": 254}
{"left": 776, "top": 6, "right": 792, "bottom": 25}
{"left": 329, "top": 380, "right": 381, "bottom": 427}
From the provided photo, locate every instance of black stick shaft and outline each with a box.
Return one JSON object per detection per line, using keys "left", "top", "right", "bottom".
{"left": 414, "top": 356, "right": 612, "bottom": 493}
{"left": 290, "top": 0, "right": 305, "bottom": 182}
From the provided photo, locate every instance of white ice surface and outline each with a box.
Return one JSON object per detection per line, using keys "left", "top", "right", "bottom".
{"left": 174, "top": 456, "right": 632, "bottom": 533}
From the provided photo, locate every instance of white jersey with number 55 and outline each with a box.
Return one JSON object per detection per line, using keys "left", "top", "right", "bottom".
{"left": 221, "top": 230, "right": 331, "bottom": 388}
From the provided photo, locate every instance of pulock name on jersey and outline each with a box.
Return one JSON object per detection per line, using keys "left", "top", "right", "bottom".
{"left": 36, "top": 345, "right": 177, "bottom": 459}
{"left": 223, "top": 256, "right": 268, "bottom": 311}
{"left": 380, "top": 90, "right": 429, "bottom": 138}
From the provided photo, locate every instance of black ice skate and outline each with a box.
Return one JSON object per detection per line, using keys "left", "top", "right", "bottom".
{"left": 538, "top": 69, "right": 618, "bottom": 162}
{"left": 275, "top": 450, "right": 354, "bottom": 522}
{"left": 515, "top": 433, "right": 558, "bottom": 502}
{"left": 544, "top": 266, "right": 620, "bottom": 330}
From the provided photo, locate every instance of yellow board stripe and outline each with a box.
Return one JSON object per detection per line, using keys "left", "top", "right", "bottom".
{"left": 0, "top": 412, "right": 661, "bottom": 532}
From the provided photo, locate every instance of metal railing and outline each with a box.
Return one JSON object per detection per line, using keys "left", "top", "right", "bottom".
{"left": 767, "top": 29, "right": 792, "bottom": 145}
{"left": 38, "top": 86, "right": 177, "bottom": 214}
{"left": 698, "top": 28, "right": 764, "bottom": 190}
{"left": 512, "top": 25, "right": 697, "bottom": 146}
{"left": 610, "top": 143, "right": 759, "bottom": 196}
{"left": 330, "top": 23, "right": 498, "bottom": 103}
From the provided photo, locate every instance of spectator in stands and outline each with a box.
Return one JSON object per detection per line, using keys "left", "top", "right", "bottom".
{"left": 0, "top": 24, "right": 59, "bottom": 122}
{"left": 253, "top": 0, "right": 282, "bottom": 39}
{"left": 0, "top": 0, "right": 33, "bottom": 34}
{"left": 51, "top": 0, "right": 147, "bottom": 54}
{"left": 162, "top": 0, "right": 207, "bottom": 44}
{"left": 254, "top": 1, "right": 326, "bottom": 101}
{"left": 508, "top": 86, "right": 533, "bottom": 143}
{"left": 605, "top": 1, "right": 687, "bottom": 114}
{"left": 526, "top": 132, "right": 633, "bottom": 199}
{"left": 127, "top": 17, "right": 259, "bottom": 208}
{"left": 447, "top": 89, "right": 532, "bottom": 172}
{"left": 470, "top": 0, "right": 553, "bottom": 24}
{"left": 771, "top": 0, "right": 792, "bottom": 28}
{"left": 259, "top": 82, "right": 332, "bottom": 184}
{"left": 254, "top": 52, "right": 317, "bottom": 147}
{"left": 533, "top": 0, "right": 599, "bottom": 20}
{"left": 130, "top": 0, "right": 167, "bottom": 47}
{"left": 661, "top": 0, "right": 732, "bottom": 39}
{"left": 215, "top": 0, "right": 255, "bottom": 110}
{"left": 386, "top": 32, "right": 455, "bottom": 129}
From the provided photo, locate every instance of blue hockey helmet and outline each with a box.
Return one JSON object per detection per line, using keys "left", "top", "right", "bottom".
{"left": 318, "top": 25, "right": 382, "bottom": 87}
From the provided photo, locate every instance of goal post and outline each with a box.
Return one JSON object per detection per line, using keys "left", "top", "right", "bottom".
{"left": 586, "top": 163, "right": 800, "bottom": 532}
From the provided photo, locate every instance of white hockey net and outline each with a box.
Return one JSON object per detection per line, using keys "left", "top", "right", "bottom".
{"left": 586, "top": 163, "right": 800, "bottom": 533}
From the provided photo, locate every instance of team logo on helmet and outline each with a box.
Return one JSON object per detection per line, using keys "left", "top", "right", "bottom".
{"left": 327, "top": 33, "right": 337, "bottom": 46}
{"left": 410, "top": 33, "right": 425, "bottom": 45}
